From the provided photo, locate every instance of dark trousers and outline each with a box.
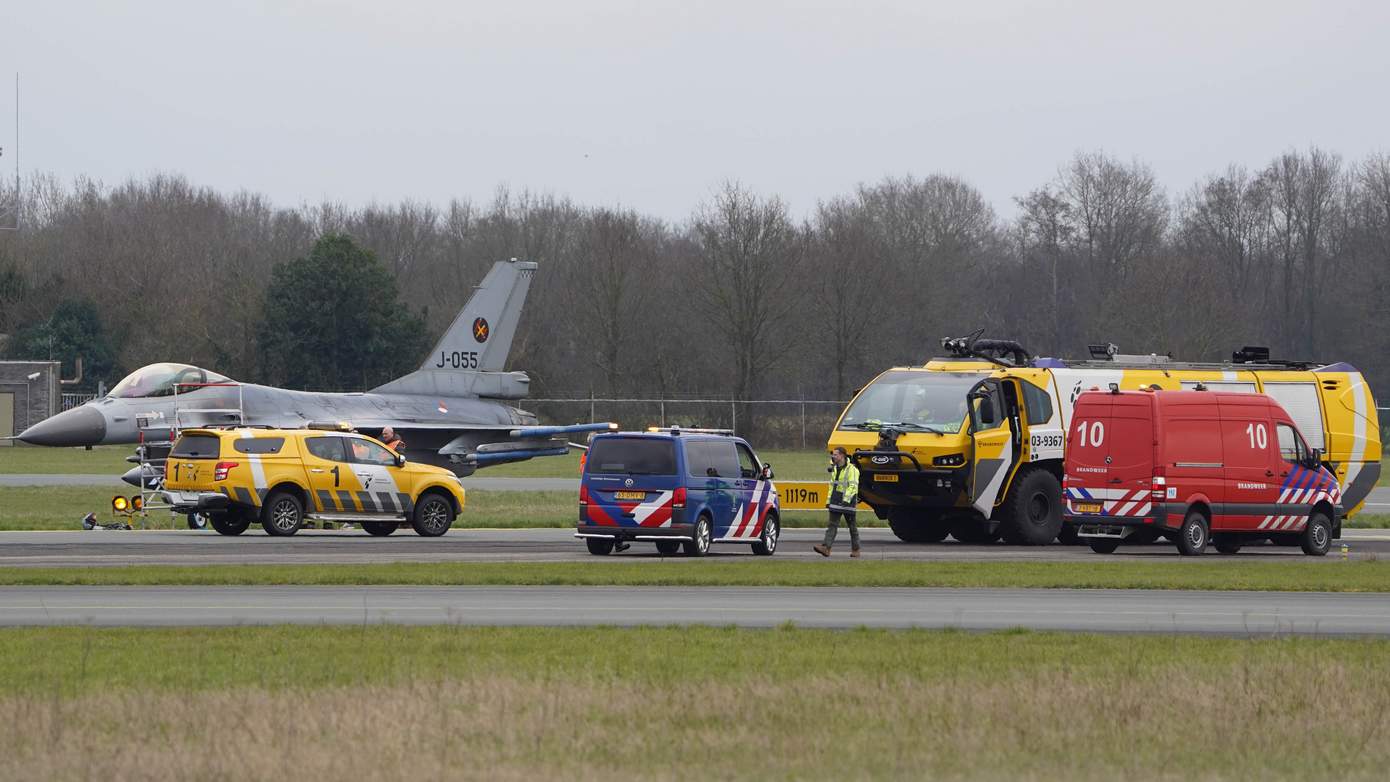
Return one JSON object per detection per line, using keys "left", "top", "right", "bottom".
{"left": 824, "top": 509, "right": 860, "bottom": 548}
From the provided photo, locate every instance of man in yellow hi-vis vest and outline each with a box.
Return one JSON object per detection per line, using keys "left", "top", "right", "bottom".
{"left": 814, "top": 446, "right": 861, "bottom": 558}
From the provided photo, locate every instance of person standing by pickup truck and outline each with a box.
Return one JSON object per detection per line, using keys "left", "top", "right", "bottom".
{"left": 814, "top": 447, "right": 861, "bottom": 558}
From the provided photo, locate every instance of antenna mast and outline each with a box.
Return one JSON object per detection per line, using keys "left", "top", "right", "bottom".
{"left": 1, "top": 72, "right": 16, "bottom": 231}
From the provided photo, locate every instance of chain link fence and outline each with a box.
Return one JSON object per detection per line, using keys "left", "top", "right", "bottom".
{"left": 523, "top": 397, "right": 847, "bottom": 450}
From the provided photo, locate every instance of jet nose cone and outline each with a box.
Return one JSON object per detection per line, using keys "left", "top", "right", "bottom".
{"left": 17, "top": 406, "right": 108, "bottom": 446}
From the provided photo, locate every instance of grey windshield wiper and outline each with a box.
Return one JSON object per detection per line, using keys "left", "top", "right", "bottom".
{"left": 881, "top": 421, "right": 947, "bottom": 436}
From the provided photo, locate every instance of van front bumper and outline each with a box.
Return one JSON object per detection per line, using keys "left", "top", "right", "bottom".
{"left": 575, "top": 523, "right": 696, "bottom": 542}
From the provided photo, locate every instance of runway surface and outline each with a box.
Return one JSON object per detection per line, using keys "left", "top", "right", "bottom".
{"left": 3, "top": 585, "right": 1387, "bottom": 634}
{"left": 1, "top": 527, "right": 1386, "bottom": 567}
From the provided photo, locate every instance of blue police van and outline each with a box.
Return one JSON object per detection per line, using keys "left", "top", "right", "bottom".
{"left": 576, "top": 428, "right": 780, "bottom": 556}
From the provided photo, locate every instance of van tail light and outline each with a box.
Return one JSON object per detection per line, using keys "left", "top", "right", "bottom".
{"left": 579, "top": 484, "right": 590, "bottom": 506}
{"left": 578, "top": 453, "right": 586, "bottom": 474}
{"left": 1150, "top": 467, "right": 1166, "bottom": 501}
{"left": 213, "top": 462, "right": 239, "bottom": 481}
{"left": 672, "top": 487, "right": 687, "bottom": 510}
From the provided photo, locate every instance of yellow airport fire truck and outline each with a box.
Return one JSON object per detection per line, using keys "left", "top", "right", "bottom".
{"left": 826, "top": 337, "right": 1380, "bottom": 545}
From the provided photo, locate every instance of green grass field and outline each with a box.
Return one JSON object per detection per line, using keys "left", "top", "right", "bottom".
{"left": 0, "top": 625, "right": 1386, "bottom": 780}
{"left": 3, "top": 559, "right": 1387, "bottom": 591}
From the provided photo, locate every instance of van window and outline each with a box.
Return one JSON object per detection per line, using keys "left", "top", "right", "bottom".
{"left": 735, "top": 443, "right": 759, "bottom": 479}
{"left": 685, "top": 440, "right": 740, "bottom": 479}
{"left": 1277, "top": 424, "right": 1308, "bottom": 464}
{"left": 232, "top": 437, "right": 285, "bottom": 455}
{"left": 1021, "top": 381, "right": 1053, "bottom": 425}
{"left": 305, "top": 436, "right": 347, "bottom": 463}
{"left": 586, "top": 438, "right": 677, "bottom": 475}
{"left": 170, "top": 434, "right": 221, "bottom": 459}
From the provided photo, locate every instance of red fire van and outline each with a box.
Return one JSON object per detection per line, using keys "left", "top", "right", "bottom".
{"left": 1063, "top": 387, "right": 1339, "bottom": 556}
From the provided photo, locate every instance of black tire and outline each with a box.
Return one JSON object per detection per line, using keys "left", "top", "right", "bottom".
{"left": 1301, "top": 511, "right": 1332, "bottom": 556}
{"left": 1270, "top": 533, "right": 1301, "bottom": 547}
{"left": 209, "top": 512, "right": 251, "bottom": 536}
{"left": 1176, "top": 509, "right": 1209, "bottom": 556}
{"left": 1088, "top": 538, "right": 1121, "bottom": 554}
{"left": 187, "top": 513, "right": 207, "bottom": 530}
{"left": 1056, "top": 523, "right": 1080, "bottom": 545}
{"left": 950, "top": 518, "right": 1002, "bottom": 544}
{"left": 363, "top": 522, "right": 398, "bottom": 536}
{"left": 585, "top": 537, "right": 615, "bottom": 555}
{"left": 1213, "top": 534, "right": 1242, "bottom": 555}
{"left": 260, "top": 492, "right": 304, "bottom": 536}
{"left": 684, "top": 514, "right": 712, "bottom": 557}
{"left": 654, "top": 540, "right": 682, "bottom": 556}
{"left": 752, "top": 513, "right": 779, "bottom": 556}
{"left": 887, "top": 509, "right": 950, "bottom": 543}
{"left": 995, "top": 468, "right": 1063, "bottom": 545}
{"left": 411, "top": 492, "right": 454, "bottom": 537}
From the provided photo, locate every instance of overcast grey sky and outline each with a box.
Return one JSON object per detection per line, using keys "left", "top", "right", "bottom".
{"left": 3, "top": 0, "right": 1387, "bottom": 221}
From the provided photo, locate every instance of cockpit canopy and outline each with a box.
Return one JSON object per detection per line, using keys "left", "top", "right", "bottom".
{"left": 109, "top": 363, "right": 231, "bottom": 399}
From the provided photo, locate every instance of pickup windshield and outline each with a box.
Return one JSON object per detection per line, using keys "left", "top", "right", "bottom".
{"left": 838, "top": 371, "right": 981, "bottom": 433}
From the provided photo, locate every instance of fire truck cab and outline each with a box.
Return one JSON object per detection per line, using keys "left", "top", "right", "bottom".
{"left": 1064, "top": 387, "right": 1340, "bottom": 556}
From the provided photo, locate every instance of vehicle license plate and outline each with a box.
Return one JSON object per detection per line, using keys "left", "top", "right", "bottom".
{"left": 873, "top": 474, "right": 899, "bottom": 483}
{"left": 614, "top": 491, "right": 646, "bottom": 500}
{"left": 1074, "top": 501, "right": 1103, "bottom": 514}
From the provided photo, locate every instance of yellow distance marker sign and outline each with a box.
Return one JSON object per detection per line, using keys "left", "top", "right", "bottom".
{"left": 775, "top": 481, "right": 872, "bottom": 512}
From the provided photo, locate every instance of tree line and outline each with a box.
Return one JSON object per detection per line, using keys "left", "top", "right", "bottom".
{"left": 2, "top": 147, "right": 1388, "bottom": 417}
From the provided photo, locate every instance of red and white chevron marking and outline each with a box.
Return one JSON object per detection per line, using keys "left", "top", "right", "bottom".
{"left": 1258, "top": 479, "right": 1340, "bottom": 531}
{"left": 724, "top": 481, "right": 777, "bottom": 539}
{"left": 1065, "top": 487, "right": 1152, "bottom": 517}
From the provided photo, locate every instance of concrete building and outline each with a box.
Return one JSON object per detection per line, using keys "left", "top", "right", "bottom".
{"left": 0, "top": 360, "right": 60, "bottom": 445}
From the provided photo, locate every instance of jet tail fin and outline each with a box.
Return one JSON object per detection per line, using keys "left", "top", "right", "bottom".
{"left": 422, "top": 258, "right": 537, "bottom": 373}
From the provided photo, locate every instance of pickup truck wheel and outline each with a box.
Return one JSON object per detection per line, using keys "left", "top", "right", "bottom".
{"left": 209, "top": 512, "right": 251, "bottom": 536}
{"left": 752, "top": 513, "right": 779, "bottom": 556}
{"left": 1213, "top": 534, "right": 1242, "bottom": 555}
{"left": 1176, "top": 510, "right": 1209, "bottom": 556}
{"left": 654, "top": 540, "right": 682, "bottom": 555}
{"left": 887, "top": 509, "right": 949, "bottom": 543}
{"left": 187, "top": 513, "right": 208, "bottom": 530}
{"left": 585, "top": 538, "right": 615, "bottom": 555}
{"left": 684, "top": 514, "right": 712, "bottom": 556}
{"left": 363, "top": 522, "right": 398, "bottom": 536}
{"left": 995, "top": 468, "right": 1063, "bottom": 545}
{"left": 1301, "top": 511, "right": 1332, "bottom": 556}
{"left": 411, "top": 493, "right": 454, "bottom": 537}
{"left": 261, "top": 492, "right": 304, "bottom": 536}
{"left": 1088, "top": 538, "right": 1121, "bottom": 554}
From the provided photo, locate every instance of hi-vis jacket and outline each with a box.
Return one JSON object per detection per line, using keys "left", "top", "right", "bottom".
{"left": 828, "top": 461, "right": 860, "bottom": 512}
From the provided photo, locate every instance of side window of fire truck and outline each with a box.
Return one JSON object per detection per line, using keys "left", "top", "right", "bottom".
{"left": 1020, "top": 382, "right": 1053, "bottom": 425}
{"left": 1276, "top": 424, "right": 1306, "bottom": 465}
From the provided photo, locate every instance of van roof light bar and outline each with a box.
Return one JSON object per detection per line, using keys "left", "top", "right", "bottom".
{"left": 645, "top": 426, "right": 735, "bottom": 436}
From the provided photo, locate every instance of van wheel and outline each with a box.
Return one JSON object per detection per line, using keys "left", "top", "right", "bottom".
{"left": 1088, "top": 538, "right": 1121, "bottom": 554}
{"left": 1176, "top": 510, "right": 1209, "bottom": 555}
{"left": 684, "top": 514, "right": 712, "bottom": 557}
{"left": 411, "top": 493, "right": 454, "bottom": 537}
{"left": 1127, "top": 528, "right": 1162, "bottom": 546}
{"left": 752, "top": 514, "right": 779, "bottom": 556}
{"left": 950, "top": 518, "right": 1001, "bottom": 544}
{"left": 1301, "top": 511, "right": 1332, "bottom": 556}
{"left": 1213, "top": 535, "right": 1242, "bottom": 555}
{"left": 996, "top": 468, "right": 1062, "bottom": 545}
{"left": 209, "top": 512, "right": 251, "bottom": 536}
{"left": 887, "top": 509, "right": 950, "bottom": 543}
{"left": 585, "top": 538, "right": 615, "bottom": 555}
{"left": 363, "top": 522, "right": 397, "bottom": 536}
{"left": 654, "top": 540, "right": 682, "bottom": 556}
{"left": 261, "top": 492, "right": 304, "bottom": 536}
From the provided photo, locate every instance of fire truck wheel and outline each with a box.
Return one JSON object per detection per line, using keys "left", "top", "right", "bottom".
{"left": 655, "top": 540, "right": 682, "bottom": 556}
{"left": 1301, "top": 512, "right": 1332, "bottom": 556}
{"left": 950, "top": 518, "right": 1001, "bottom": 544}
{"left": 585, "top": 537, "right": 615, "bottom": 555}
{"left": 996, "top": 468, "right": 1063, "bottom": 545}
{"left": 1176, "top": 509, "right": 1209, "bottom": 556}
{"left": 888, "top": 510, "right": 949, "bottom": 543}
{"left": 1087, "top": 538, "right": 1121, "bottom": 554}
{"left": 1056, "top": 524, "right": 1081, "bottom": 545}
{"left": 1212, "top": 534, "right": 1242, "bottom": 555}
{"left": 209, "top": 512, "right": 251, "bottom": 536}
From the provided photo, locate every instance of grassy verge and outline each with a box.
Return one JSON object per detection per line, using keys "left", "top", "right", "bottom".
{"left": 2, "top": 559, "right": 1387, "bottom": 591}
{"left": 1, "top": 625, "right": 1386, "bottom": 780}
{"left": 0, "top": 443, "right": 131, "bottom": 474}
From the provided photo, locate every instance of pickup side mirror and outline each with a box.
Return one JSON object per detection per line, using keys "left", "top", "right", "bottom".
{"left": 760, "top": 462, "right": 774, "bottom": 480}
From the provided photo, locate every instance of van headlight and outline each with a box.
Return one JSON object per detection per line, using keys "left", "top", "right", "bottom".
{"left": 933, "top": 453, "right": 966, "bottom": 467}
